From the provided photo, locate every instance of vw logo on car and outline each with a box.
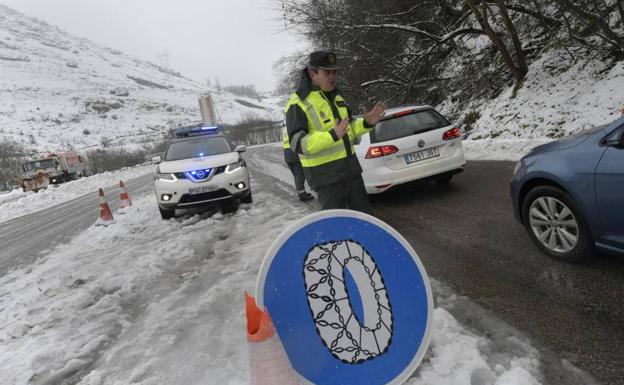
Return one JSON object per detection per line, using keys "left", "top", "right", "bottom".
{"left": 418, "top": 140, "right": 426, "bottom": 148}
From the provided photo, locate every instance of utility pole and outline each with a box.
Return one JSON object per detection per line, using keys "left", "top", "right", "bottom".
{"left": 157, "top": 50, "right": 170, "bottom": 69}
{"left": 198, "top": 94, "right": 218, "bottom": 125}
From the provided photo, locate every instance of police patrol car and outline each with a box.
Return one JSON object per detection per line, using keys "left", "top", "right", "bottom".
{"left": 153, "top": 123, "right": 252, "bottom": 219}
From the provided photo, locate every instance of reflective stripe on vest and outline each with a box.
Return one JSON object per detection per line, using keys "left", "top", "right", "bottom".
{"left": 299, "top": 141, "right": 345, "bottom": 162}
{"left": 291, "top": 130, "right": 306, "bottom": 152}
{"left": 301, "top": 99, "right": 325, "bottom": 140}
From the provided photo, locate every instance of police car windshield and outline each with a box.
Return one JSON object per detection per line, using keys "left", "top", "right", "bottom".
{"left": 165, "top": 136, "right": 232, "bottom": 161}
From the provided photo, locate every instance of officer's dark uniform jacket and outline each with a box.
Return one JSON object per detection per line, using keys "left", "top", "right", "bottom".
{"left": 284, "top": 69, "right": 373, "bottom": 190}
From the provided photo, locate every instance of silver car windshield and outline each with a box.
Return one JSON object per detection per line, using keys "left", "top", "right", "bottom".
{"left": 165, "top": 136, "right": 232, "bottom": 161}
{"left": 372, "top": 109, "right": 450, "bottom": 143}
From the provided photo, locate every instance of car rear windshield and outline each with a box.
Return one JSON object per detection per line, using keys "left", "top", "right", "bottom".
{"left": 371, "top": 109, "right": 450, "bottom": 143}
{"left": 165, "top": 136, "right": 232, "bottom": 161}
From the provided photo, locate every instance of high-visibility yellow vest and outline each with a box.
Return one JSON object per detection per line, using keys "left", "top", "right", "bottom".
{"left": 284, "top": 91, "right": 370, "bottom": 168}
{"left": 281, "top": 125, "right": 290, "bottom": 149}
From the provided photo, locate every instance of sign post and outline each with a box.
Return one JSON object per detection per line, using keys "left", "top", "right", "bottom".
{"left": 255, "top": 210, "right": 433, "bottom": 385}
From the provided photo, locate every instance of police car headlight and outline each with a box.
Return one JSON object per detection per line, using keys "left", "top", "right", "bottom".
{"left": 225, "top": 160, "right": 245, "bottom": 173}
{"left": 156, "top": 172, "right": 177, "bottom": 181}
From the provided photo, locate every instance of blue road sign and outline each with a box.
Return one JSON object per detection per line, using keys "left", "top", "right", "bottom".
{"left": 256, "top": 210, "right": 433, "bottom": 385}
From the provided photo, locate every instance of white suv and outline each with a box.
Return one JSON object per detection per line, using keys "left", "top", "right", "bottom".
{"left": 355, "top": 105, "right": 465, "bottom": 194}
{"left": 153, "top": 124, "right": 252, "bottom": 219}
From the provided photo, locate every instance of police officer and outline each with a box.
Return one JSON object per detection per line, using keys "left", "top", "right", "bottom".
{"left": 282, "top": 125, "right": 314, "bottom": 201}
{"left": 284, "top": 51, "right": 386, "bottom": 214}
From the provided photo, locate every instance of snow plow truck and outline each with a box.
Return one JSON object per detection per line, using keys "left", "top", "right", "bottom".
{"left": 18, "top": 150, "right": 90, "bottom": 192}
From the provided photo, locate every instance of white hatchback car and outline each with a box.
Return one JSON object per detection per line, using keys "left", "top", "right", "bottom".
{"left": 355, "top": 105, "right": 465, "bottom": 194}
{"left": 153, "top": 124, "right": 251, "bottom": 219}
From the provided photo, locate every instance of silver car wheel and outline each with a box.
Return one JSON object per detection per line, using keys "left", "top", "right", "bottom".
{"left": 529, "top": 196, "right": 579, "bottom": 253}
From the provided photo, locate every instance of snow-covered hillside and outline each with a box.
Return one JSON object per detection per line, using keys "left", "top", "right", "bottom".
{"left": 0, "top": 4, "right": 282, "bottom": 154}
{"left": 439, "top": 50, "right": 624, "bottom": 141}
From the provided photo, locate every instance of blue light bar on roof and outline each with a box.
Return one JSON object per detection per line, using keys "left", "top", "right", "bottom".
{"left": 174, "top": 123, "right": 222, "bottom": 137}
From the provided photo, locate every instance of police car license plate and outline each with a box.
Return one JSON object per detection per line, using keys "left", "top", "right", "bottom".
{"left": 188, "top": 185, "right": 217, "bottom": 194}
{"left": 404, "top": 147, "right": 440, "bottom": 164}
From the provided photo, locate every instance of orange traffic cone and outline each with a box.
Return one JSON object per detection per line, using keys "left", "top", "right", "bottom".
{"left": 119, "top": 180, "right": 132, "bottom": 208}
{"left": 95, "top": 188, "right": 114, "bottom": 225}
{"left": 246, "top": 292, "right": 275, "bottom": 342}
{"left": 245, "top": 292, "right": 299, "bottom": 385}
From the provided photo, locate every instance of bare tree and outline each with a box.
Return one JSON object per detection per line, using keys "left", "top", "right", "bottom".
{"left": 0, "top": 141, "right": 26, "bottom": 191}
{"left": 280, "top": 0, "right": 487, "bottom": 104}
{"left": 464, "top": 0, "right": 528, "bottom": 84}
{"left": 277, "top": 0, "right": 624, "bottom": 109}
{"left": 553, "top": 0, "right": 624, "bottom": 58}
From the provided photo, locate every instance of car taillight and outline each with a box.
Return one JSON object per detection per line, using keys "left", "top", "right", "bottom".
{"left": 443, "top": 127, "right": 462, "bottom": 141}
{"left": 393, "top": 109, "right": 414, "bottom": 118}
{"left": 366, "top": 145, "right": 399, "bottom": 159}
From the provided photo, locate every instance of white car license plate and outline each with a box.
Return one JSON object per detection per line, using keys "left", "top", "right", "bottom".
{"left": 404, "top": 147, "right": 440, "bottom": 164}
{"left": 188, "top": 185, "right": 218, "bottom": 194}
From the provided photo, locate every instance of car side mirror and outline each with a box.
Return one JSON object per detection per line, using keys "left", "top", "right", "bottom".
{"left": 604, "top": 135, "right": 624, "bottom": 149}
{"left": 235, "top": 145, "right": 247, "bottom": 153}
{"left": 152, "top": 156, "right": 162, "bottom": 164}
{"left": 616, "top": 132, "right": 624, "bottom": 148}
{"left": 601, "top": 129, "right": 624, "bottom": 149}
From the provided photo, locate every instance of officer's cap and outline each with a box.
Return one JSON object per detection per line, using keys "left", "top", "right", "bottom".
{"left": 309, "top": 51, "right": 340, "bottom": 70}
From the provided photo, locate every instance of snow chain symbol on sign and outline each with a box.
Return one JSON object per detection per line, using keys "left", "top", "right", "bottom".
{"left": 303, "top": 240, "right": 393, "bottom": 364}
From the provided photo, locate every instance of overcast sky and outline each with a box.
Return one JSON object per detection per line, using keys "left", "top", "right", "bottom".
{"left": 2, "top": 0, "right": 307, "bottom": 91}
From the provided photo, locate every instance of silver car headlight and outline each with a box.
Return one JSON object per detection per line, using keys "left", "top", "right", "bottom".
{"left": 513, "top": 160, "right": 522, "bottom": 176}
{"left": 155, "top": 172, "right": 177, "bottom": 182}
{"left": 225, "top": 160, "right": 245, "bottom": 173}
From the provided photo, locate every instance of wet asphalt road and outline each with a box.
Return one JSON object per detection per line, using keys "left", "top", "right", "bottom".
{"left": 0, "top": 173, "right": 154, "bottom": 276}
{"left": 368, "top": 161, "right": 624, "bottom": 385}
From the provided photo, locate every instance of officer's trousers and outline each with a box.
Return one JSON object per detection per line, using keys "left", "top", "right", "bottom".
{"left": 286, "top": 161, "right": 306, "bottom": 192}
{"left": 315, "top": 174, "right": 373, "bottom": 215}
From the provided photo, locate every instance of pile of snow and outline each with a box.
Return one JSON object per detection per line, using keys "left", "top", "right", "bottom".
{"left": 439, "top": 50, "right": 624, "bottom": 151}
{"left": 462, "top": 138, "right": 551, "bottom": 162}
{"left": 0, "top": 4, "right": 282, "bottom": 154}
{"left": 0, "top": 185, "right": 556, "bottom": 385}
{"left": 0, "top": 164, "right": 153, "bottom": 224}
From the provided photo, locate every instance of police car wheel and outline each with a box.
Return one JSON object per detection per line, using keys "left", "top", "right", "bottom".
{"left": 220, "top": 199, "right": 239, "bottom": 214}
{"left": 159, "top": 206, "right": 175, "bottom": 220}
{"left": 241, "top": 190, "right": 252, "bottom": 204}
